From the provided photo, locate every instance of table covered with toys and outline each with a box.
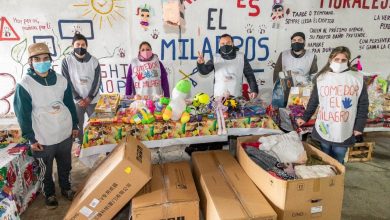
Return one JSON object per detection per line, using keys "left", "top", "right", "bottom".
{"left": 79, "top": 80, "right": 281, "bottom": 167}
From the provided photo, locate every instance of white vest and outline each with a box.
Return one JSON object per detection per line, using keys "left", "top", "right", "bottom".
{"left": 130, "top": 55, "right": 163, "bottom": 97}
{"left": 315, "top": 70, "right": 363, "bottom": 143}
{"left": 19, "top": 74, "right": 73, "bottom": 145}
{"left": 65, "top": 55, "right": 100, "bottom": 103}
{"left": 282, "top": 50, "right": 315, "bottom": 86}
{"left": 213, "top": 52, "right": 245, "bottom": 97}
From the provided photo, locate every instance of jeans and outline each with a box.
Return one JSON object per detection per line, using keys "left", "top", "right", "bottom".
{"left": 320, "top": 142, "right": 349, "bottom": 164}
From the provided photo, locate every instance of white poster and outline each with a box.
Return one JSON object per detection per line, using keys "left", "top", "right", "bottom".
{"left": 1, "top": 0, "right": 390, "bottom": 119}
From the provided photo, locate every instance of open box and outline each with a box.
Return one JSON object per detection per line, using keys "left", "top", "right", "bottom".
{"left": 237, "top": 135, "right": 345, "bottom": 220}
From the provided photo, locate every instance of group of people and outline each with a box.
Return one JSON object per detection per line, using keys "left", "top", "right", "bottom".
{"left": 13, "top": 31, "right": 368, "bottom": 209}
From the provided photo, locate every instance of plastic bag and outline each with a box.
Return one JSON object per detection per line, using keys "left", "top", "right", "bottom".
{"left": 259, "top": 131, "right": 307, "bottom": 164}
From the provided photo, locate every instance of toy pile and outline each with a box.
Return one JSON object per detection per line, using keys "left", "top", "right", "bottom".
{"left": 365, "top": 75, "right": 390, "bottom": 128}
{"left": 82, "top": 80, "right": 279, "bottom": 147}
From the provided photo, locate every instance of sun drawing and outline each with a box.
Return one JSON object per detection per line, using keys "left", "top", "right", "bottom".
{"left": 73, "top": 0, "right": 126, "bottom": 29}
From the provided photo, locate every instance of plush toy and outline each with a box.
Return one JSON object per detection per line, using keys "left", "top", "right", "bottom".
{"left": 163, "top": 80, "right": 191, "bottom": 122}
{"left": 145, "top": 99, "right": 156, "bottom": 113}
{"left": 193, "top": 93, "right": 210, "bottom": 107}
{"left": 155, "top": 97, "right": 170, "bottom": 112}
{"left": 190, "top": 93, "right": 211, "bottom": 122}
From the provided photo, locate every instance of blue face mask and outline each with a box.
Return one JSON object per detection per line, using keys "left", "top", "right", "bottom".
{"left": 33, "top": 61, "right": 51, "bottom": 73}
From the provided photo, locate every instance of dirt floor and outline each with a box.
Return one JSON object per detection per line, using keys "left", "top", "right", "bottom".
{"left": 20, "top": 132, "right": 390, "bottom": 220}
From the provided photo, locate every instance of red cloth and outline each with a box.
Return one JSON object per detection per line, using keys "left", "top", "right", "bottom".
{"left": 241, "top": 142, "right": 261, "bottom": 149}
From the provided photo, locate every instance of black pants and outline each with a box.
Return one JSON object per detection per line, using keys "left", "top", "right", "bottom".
{"left": 32, "top": 137, "right": 72, "bottom": 197}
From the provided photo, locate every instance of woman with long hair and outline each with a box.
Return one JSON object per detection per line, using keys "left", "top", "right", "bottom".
{"left": 125, "top": 41, "right": 170, "bottom": 98}
{"left": 296, "top": 46, "right": 369, "bottom": 163}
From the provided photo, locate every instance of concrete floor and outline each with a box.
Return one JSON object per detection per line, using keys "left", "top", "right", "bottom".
{"left": 20, "top": 132, "right": 390, "bottom": 220}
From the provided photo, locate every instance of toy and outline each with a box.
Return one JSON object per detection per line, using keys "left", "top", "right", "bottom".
{"left": 213, "top": 95, "right": 229, "bottom": 135}
{"left": 131, "top": 108, "right": 155, "bottom": 124}
{"left": 163, "top": 80, "right": 191, "bottom": 123}
{"left": 155, "top": 97, "right": 170, "bottom": 112}
{"left": 223, "top": 96, "right": 239, "bottom": 113}
{"left": 193, "top": 93, "right": 210, "bottom": 107}
{"left": 145, "top": 99, "right": 156, "bottom": 113}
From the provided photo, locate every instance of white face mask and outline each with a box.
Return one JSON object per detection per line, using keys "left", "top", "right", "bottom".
{"left": 330, "top": 62, "right": 348, "bottom": 73}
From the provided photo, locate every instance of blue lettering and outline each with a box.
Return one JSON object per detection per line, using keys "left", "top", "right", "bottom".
{"left": 159, "top": 36, "right": 270, "bottom": 63}
{"left": 178, "top": 38, "right": 189, "bottom": 60}
{"left": 161, "top": 39, "right": 176, "bottom": 60}
{"left": 257, "top": 37, "right": 269, "bottom": 61}
{"left": 245, "top": 36, "right": 256, "bottom": 61}
{"left": 190, "top": 39, "right": 197, "bottom": 60}
{"left": 117, "top": 80, "right": 126, "bottom": 93}
{"left": 233, "top": 36, "right": 244, "bottom": 49}
{"left": 202, "top": 37, "right": 213, "bottom": 59}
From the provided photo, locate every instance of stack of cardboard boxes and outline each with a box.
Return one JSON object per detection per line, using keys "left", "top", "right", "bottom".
{"left": 132, "top": 161, "right": 199, "bottom": 220}
{"left": 65, "top": 134, "right": 345, "bottom": 220}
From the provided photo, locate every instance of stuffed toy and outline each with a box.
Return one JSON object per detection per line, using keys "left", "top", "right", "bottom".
{"left": 193, "top": 93, "right": 210, "bottom": 107}
{"left": 191, "top": 92, "right": 211, "bottom": 117}
{"left": 213, "top": 92, "right": 230, "bottom": 135}
{"left": 163, "top": 79, "right": 191, "bottom": 123}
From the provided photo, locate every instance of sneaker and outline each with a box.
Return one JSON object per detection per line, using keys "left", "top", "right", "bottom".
{"left": 61, "top": 189, "right": 76, "bottom": 201}
{"left": 45, "top": 195, "right": 58, "bottom": 209}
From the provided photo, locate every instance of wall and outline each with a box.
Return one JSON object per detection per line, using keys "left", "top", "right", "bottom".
{"left": 1, "top": 0, "right": 390, "bottom": 119}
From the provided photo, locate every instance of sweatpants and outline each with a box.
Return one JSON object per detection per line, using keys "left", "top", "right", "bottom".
{"left": 76, "top": 103, "right": 96, "bottom": 143}
{"left": 32, "top": 137, "right": 72, "bottom": 197}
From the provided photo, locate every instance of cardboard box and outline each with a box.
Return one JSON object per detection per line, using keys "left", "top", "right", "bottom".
{"left": 131, "top": 161, "right": 199, "bottom": 220}
{"left": 65, "top": 136, "right": 152, "bottom": 220}
{"left": 287, "top": 86, "right": 312, "bottom": 108}
{"left": 237, "top": 136, "right": 345, "bottom": 220}
{"left": 192, "top": 150, "right": 277, "bottom": 220}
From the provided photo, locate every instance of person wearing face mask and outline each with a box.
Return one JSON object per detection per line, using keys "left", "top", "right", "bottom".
{"left": 197, "top": 34, "right": 258, "bottom": 99}
{"left": 61, "top": 33, "right": 101, "bottom": 150}
{"left": 273, "top": 32, "right": 318, "bottom": 85}
{"left": 125, "top": 41, "right": 170, "bottom": 98}
{"left": 296, "top": 46, "right": 369, "bottom": 164}
{"left": 13, "top": 43, "right": 79, "bottom": 209}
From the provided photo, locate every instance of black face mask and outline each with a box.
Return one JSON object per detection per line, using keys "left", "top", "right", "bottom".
{"left": 219, "top": 45, "right": 234, "bottom": 55}
{"left": 74, "top": 47, "right": 87, "bottom": 56}
{"left": 291, "top": 42, "right": 305, "bottom": 52}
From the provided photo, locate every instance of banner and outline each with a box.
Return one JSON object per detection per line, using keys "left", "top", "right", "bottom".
{"left": 1, "top": 0, "right": 390, "bottom": 118}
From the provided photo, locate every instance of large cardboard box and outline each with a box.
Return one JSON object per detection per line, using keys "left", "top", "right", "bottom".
{"left": 131, "top": 161, "right": 199, "bottom": 220}
{"left": 192, "top": 150, "right": 277, "bottom": 220}
{"left": 237, "top": 136, "right": 345, "bottom": 220}
{"left": 65, "top": 136, "right": 152, "bottom": 220}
